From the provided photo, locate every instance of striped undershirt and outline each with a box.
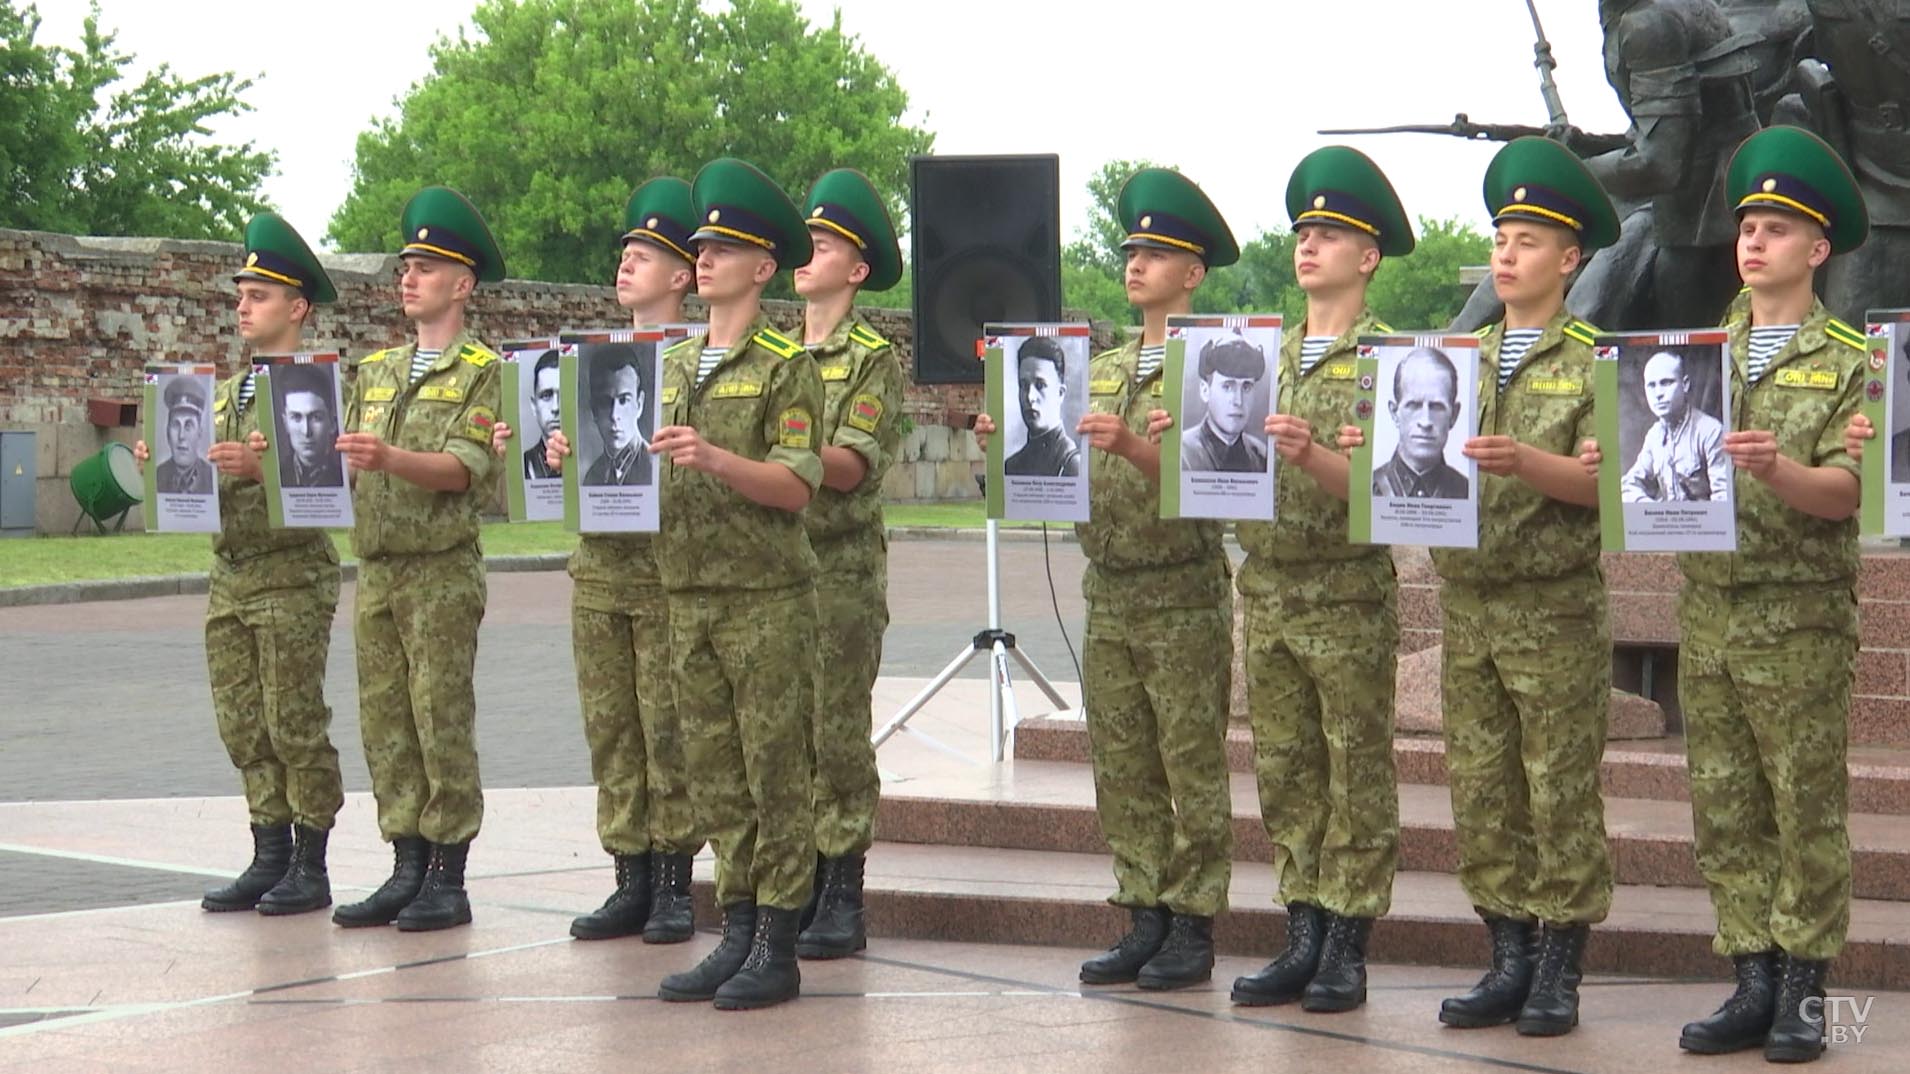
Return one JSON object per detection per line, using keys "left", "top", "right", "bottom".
{"left": 411, "top": 348, "right": 442, "bottom": 383}
{"left": 696, "top": 346, "right": 729, "bottom": 386}
{"left": 236, "top": 372, "right": 255, "bottom": 414}
{"left": 1497, "top": 328, "right": 1544, "bottom": 389}
{"left": 1299, "top": 336, "right": 1335, "bottom": 376}
{"left": 1746, "top": 325, "right": 1799, "bottom": 382}
{"left": 1136, "top": 344, "right": 1165, "bottom": 381}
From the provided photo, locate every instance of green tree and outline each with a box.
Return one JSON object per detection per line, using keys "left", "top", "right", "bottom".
{"left": 330, "top": 0, "right": 933, "bottom": 284}
{"left": 1365, "top": 216, "right": 1492, "bottom": 329}
{"left": 0, "top": 1, "right": 273, "bottom": 239}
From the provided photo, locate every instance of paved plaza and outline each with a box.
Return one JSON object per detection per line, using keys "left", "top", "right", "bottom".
{"left": 1, "top": 536, "right": 1904, "bottom": 1072}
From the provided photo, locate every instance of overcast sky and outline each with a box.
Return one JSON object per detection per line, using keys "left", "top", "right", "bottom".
{"left": 35, "top": 0, "right": 1634, "bottom": 255}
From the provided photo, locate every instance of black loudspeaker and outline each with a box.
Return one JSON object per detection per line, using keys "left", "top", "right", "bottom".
{"left": 909, "top": 154, "right": 1062, "bottom": 384}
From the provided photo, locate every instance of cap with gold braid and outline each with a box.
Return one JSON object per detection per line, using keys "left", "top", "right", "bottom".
{"left": 398, "top": 186, "right": 506, "bottom": 283}
{"left": 1726, "top": 125, "right": 1869, "bottom": 254}
{"left": 234, "top": 212, "right": 336, "bottom": 304}
{"left": 1117, "top": 168, "right": 1239, "bottom": 268}
{"left": 689, "top": 158, "right": 813, "bottom": 269}
{"left": 1483, "top": 136, "right": 1620, "bottom": 251}
{"left": 803, "top": 168, "right": 903, "bottom": 292}
{"left": 1286, "top": 146, "right": 1415, "bottom": 258}
{"left": 621, "top": 176, "right": 697, "bottom": 263}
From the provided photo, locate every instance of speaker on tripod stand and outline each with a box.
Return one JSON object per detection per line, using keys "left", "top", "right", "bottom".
{"left": 908, "top": 154, "right": 1063, "bottom": 385}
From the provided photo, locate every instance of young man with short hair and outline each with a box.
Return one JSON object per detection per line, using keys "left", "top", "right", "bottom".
{"left": 136, "top": 213, "right": 345, "bottom": 917}
{"left": 329, "top": 187, "right": 505, "bottom": 933}
{"left": 791, "top": 168, "right": 907, "bottom": 960}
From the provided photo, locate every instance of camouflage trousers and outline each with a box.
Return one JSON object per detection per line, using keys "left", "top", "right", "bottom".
{"left": 1680, "top": 581, "right": 1855, "bottom": 961}
{"left": 1082, "top": 590, "right": 1234, "bottom": 918}
{"left": 810, "top": 557, "right": 884, "bottom": 858}
{"left": 1243, "top": 556, "right": 1399, "bottom": 918}
{"left": 572, "top": 579, "right": 697, "bottom": 857}
{"left": 206, "top": 551, "right": 344, "bottom": 831}
{"left": 355, "top": 547, "right": 485, "bottom": 845}
{"left": 670, "top": 583, "right": 817, "bottom": 911}
{"left": 1441, "top": 572, "right": 1612, "bottom": 926}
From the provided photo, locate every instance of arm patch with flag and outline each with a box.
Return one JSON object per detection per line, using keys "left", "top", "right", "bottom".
{"left": 846, "top": 393, "right": 884, "bottom": 433}
{"left": 779, "top": 408, "right": 813, "bottom": 448}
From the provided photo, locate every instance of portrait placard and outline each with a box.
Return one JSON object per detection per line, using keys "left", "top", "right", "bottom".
{"left": 1862, "top": 310, "right": 1910, "bottom": 537}
{"left": 984, "top": 323, "right": 1092, "bottom": 523}
{"left": 141, "top": 364, "right": 220, "bottom": 533}
{"left": 1595, "top": 330, "right": 1736, "bottom": 552}
{"left": 254, "top": 353, "right": 352, "bottom": 529}
{"left": 1160, "top": 314, "right": 1279, "bottom": 520}
{"left": 561, "top": 329, "right": 665, "bottom": 533}
{"left": 501, "top": 336, "right": 563, "bottom": 522}
{"left": 1348, "top": 333, "right": 1480, "bottom": 548}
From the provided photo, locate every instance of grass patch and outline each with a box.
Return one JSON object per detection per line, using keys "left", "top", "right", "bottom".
{"left": 0, "top": 502, "right": 1032, "bottom": 587}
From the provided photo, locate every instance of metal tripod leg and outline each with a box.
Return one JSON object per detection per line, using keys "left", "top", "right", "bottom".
{"left": 869, "top": 642, "right": 985, "bottom": 759}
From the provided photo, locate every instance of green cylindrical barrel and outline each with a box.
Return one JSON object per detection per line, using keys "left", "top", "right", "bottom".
{"left": 70, "top": 442, "right": 144, "bottom": 523}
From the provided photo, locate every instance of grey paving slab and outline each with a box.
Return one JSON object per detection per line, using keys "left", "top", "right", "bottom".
{"left": 0, "top": 850, "right": 209, "bottom": 919}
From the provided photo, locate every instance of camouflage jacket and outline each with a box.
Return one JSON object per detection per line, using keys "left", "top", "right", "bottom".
{"left": 1075, "top": 338, "right": 1230, "bottom": 610}
{"left": 1433, "top": 308, "right": 1602, "bottom": 586}
{"left": 1237, "top": 308, "right": 1393, "bottom": 596}
{"left": 802, "top": 313, "right": 906, "bottom": 564}
{"left": 346, "top": 327, "right": 502, "bottom": 560}
{"left": 1679, "top": 297, "right": 1864, "bottom": 588}
{"left": 208, "top": 368, "right": 338, "bottom": 569}
{"left": 655, "top": 313, "right": 824, "bottom": 593}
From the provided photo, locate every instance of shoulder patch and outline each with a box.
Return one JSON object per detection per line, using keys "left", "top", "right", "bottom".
{"left": 754, "top": 327, "right": 804, "bottom": 360}
{"left": 360, "top": 349, "right": 389, "bottom": 364}
{"left": 663, "top": 337, "right": 703, "bottom": 361}
{"left": 1562, "top": 319, "right": 1598, "bottom": 346}
{"left": 1474, "top": 326, "right": 1494, "bottom": 339}
{"left": 1826, "top": 318, "right": 1868, "bottom": 350}
{"left": 458, "top": 343, "right": 498, "bottom": 367}
{"left": 1371, "top": 320, "right": 1392, "bottom": 334}
{"left": 848, "top": 323, "right": 888, "bottom": 351}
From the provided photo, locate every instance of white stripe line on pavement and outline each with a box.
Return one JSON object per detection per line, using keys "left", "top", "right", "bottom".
{"left": 0, "top": 898, "right": 202, "bottom": 924}
{"left": 0, "top": 842, "right": 233, "bottom": 878}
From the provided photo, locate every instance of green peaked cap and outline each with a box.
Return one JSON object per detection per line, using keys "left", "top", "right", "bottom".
{"left": 690, "top": 158, "right": 812, "bottom": 269}
{"left": 399, "top": 185, "right": 506, "bottom": 283}
{"left": 1484, "top": 137, "right": 1620, "bottom": 251}
{"left": 1727, "top": 125, "right": 1869, "bottom": 254}
{"left": 1286, "top": 146, "right": 1416, "bottom": 258}
{"left": 235, "top": 212, "right": 337, "bottom": 304}
{"left": 1117, "top": 168, "right": 1239, "bottom": 268}
{"left": 803, "top": 168, "right": 903, "bottom": 292}
{"left": 622, "top": 176, "right": 697, "bottom": 263}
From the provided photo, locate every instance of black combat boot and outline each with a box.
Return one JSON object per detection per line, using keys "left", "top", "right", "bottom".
{"left": 1232, "top": 903, "right": 1327, "bottom": 1006}
{"left": 714, "top": 906, "right": 803, "bottom": 1010}
{"left": 1764, "top": 952, "right": 1830, "bottom": 1064}
{"left": 797, "top": 854, "right": 867, "bottom": 960}
{"left": 1079, "top": 906, "right": 1169, "bottom": 985}
{"left": 797, "top": 851, "right": 826, "bottom": 931}
{"left": 659, "top": 901, "right": 757, "bottom": 1002}
{"left": 1516, "top": 923, "right": 1590, "bottom": 1036}
{"left": 202, "top": 824, "right": 293, "bottom": 912}
{"left": 1678, "top": 951, "right": 1778, "bottom": 1054}
{"left": 1440, "top": 916, "right": 1538, "bottom": 1027}
{"left": 333, "top": 836, "right": 430, "bottom": 927}
{"left": 393, "top": 841, "right": 473, "bottom": 932}
{"left": 1137, "top": 913, "right": 1214, "bottom": 990}
{"left": 570, "top": 852, "right": 651, "bottom": 940}
{"left": 643, "top": 851, "right": 695, "bottom": 944}
{"left": 257, "top": 824, "right": 331, "bottom": 916}
{"left": 1303, "top": 913, "right": 1374, "bottom": 1012}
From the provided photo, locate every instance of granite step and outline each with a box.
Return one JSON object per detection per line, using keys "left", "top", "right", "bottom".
{"left": 1011, "top": 716, "right": 1910, "bottom": 815}
{"left": 875, "top": 759, "right": 1910, "bottom": 902}
{"left": 718, "top": 842, "right": 1910, "bottom": 991}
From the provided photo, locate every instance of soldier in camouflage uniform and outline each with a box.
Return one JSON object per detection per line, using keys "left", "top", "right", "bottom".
{"left": 1591, "top": 126, "right": 1869, "bottom": 1064}
{"left": 1351, "top": 139, "right": 1622, "bottom": 1036}
{"left": 1222, "top": 148, "right": 1415, "bottom": 1013}
{"left": 327, "top": 187, "right": 505, "bottom": 933}
{"left": 979, "top": 168, "right": 1238, "bottom": 991}
{"left": 137, "top": 214, "right": 344, "bottom": 917}
{"left": 651, "top": 159, "right": 824, "bottom": 1011}
{"left": 494, "top": 178, "right": 703, "bottom": 944}
{"left": 789, "top": 169, "right": 907, "bottom": 960}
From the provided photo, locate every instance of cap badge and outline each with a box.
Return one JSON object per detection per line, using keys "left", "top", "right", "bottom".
{"left": 646, "top": 217, "right": 658, "bottom": 228}
{"left": 1139, "top": 215, "right": 1152, "bottom": 229}
{"left": 245, "top": 252, "right": 259, "bottom": 266}
{"left": 417, "top": 227, "right": 429, "bottom": 239}
{"left": 1313, "top": 195, "right": 1327, "bottom": 210}
{"left": 708, "top": 209, "right": 721, "bottom": 223}
{"left": 1762, "top": 178, "right": 1779, "bottom": 193}
{"left": 1513, "top": 187, "right": 1528, "bottom": 202}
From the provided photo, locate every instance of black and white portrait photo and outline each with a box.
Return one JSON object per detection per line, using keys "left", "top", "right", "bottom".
{"left": 1371, "top": 345, "right": 1471, "bottom": 501}
{"left": 523, "top": 347, "right": 561, "bottom": 481}
{"left": 154, "top": 374, "right": 215, "bottom": 496}
{"left": 1178, "top": 333, "right": 1271, "bottom": 474}
{"left": 1616, "top": 344, "right": 1729, "bottom": 504}
{"left": 270, "top": 361, "right": 346, "bottom": 489}
{"left": 578, "top": 342, "right": 656, "bottom": 488}
{"left": 1002, "top": 334, "right": 1085, "bottom": 478}
{"left": 1892, "top": 334, "right": 1910, "bottom": 486}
